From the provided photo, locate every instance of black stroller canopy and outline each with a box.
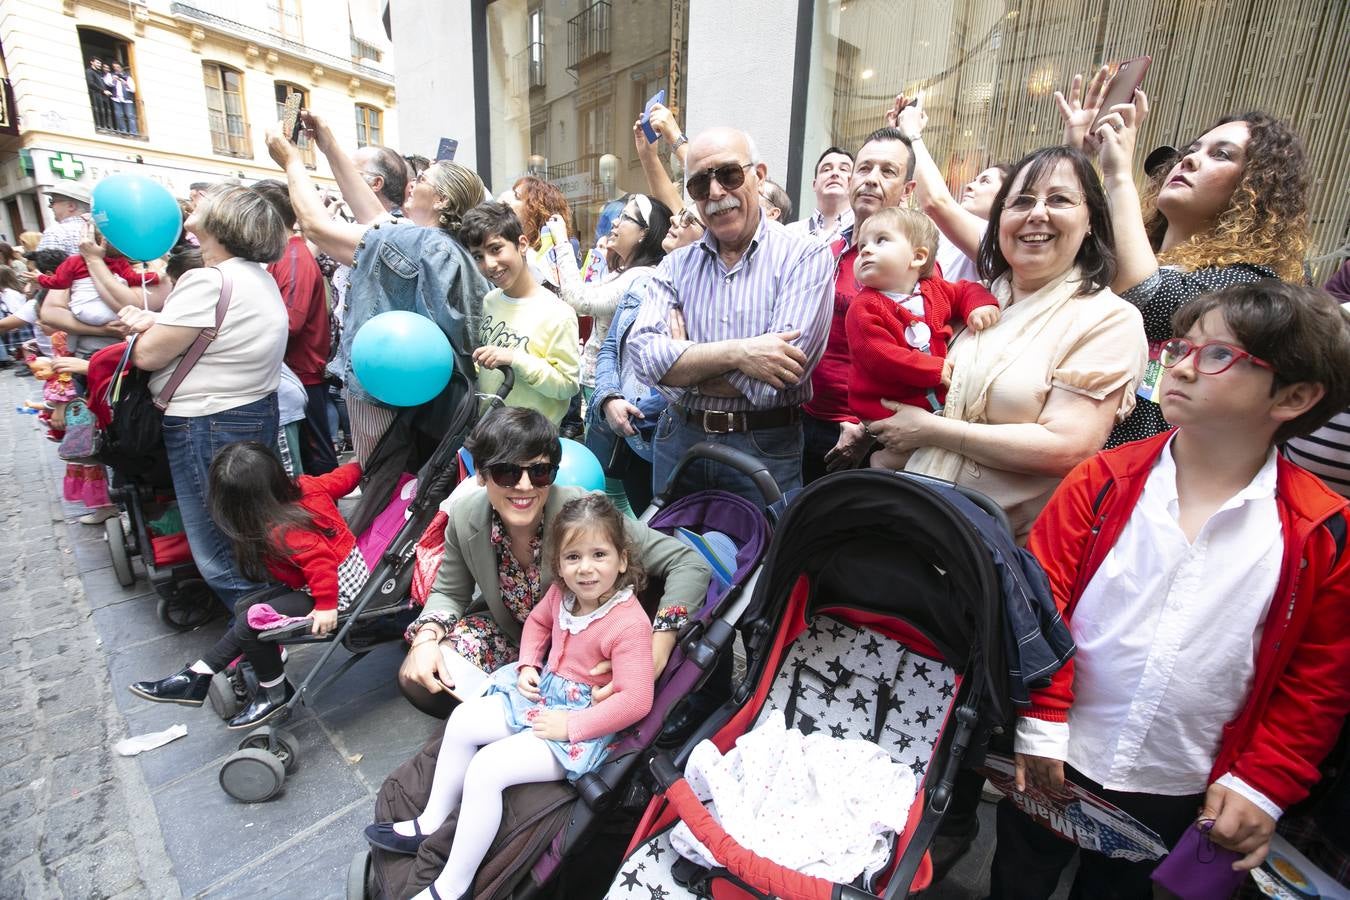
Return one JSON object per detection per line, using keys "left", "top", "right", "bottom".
{"left": 749, "top": 469, "right": 1012, "bottom": 724}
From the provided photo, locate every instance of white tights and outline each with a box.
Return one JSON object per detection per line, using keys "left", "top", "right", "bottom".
{"left": 405, "top": 694, "right": 565, "bottom": 900}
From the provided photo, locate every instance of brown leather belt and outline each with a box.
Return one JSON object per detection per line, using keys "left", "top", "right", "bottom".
{"left": 673, "top": 404, "right": 800, "bottom": 434}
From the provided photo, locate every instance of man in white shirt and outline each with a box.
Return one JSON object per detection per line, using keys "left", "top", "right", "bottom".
{"left": 785, "top": 147, "right": 854, "bottom": 244}
{"left": 106, "top": 63, "right": 137, "bottom": 136}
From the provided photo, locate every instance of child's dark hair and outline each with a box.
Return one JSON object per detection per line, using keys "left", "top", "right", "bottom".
{"left": 547, "top": 493, "right": 645, "bottom": 595}
{"left": 33, "top": 249, "right": 67, "bottom": 275}
{"left": 166, "top": 244, "right": 204, "bottom": 282}
{"left": 207, "top": 441, "right": 331, "bottom": 581}
{"left": 459, "top": 201, "right": 525, "bottom": 251}
{"left": 1172, "top": 280, "right": 1350, "bottom": 442}
{"left": 464, "top": 406, "right": 562, "bottom": 469}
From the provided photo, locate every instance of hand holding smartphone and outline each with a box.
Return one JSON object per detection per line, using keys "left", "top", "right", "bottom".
{"left": 1090, "top": 56, "right": 1151, "bottom": 131}
{"left": 280, "top": 92, "right": 303, "bottom": 143}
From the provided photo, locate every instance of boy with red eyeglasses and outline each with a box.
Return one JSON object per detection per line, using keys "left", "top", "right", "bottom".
{"left": 990, "top": 281, "right": 1350, "bottom": 899}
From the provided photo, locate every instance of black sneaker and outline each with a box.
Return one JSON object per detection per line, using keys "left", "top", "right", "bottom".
{"left": 129, "top": 666, "right": 212, "bottom": 705}
{"left": 227, "top": 679, "right": 296, "bottom": 730}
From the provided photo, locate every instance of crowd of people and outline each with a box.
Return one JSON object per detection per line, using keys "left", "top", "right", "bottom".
{"left": 15, "top": 63, "right": 1350, "bottom": 899}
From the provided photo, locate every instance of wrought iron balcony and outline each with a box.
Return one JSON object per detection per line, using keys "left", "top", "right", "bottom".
{"left": 567, "top": 1, "right": 611, "bottom": 71}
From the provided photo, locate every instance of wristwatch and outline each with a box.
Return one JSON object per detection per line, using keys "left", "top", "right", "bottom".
{"left": 672, "top": 134, "right": 689, "bottom": 150}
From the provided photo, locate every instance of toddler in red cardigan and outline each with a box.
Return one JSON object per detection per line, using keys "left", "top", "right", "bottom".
{"left": 365, "top": 493, "right": 655, "bottom": 900}
{"left": 128, "top": 441, "right": 368, "bottom": 730}
{"left": 999, "top": 283, "right": 1350, "bottom": 898}
{"left": 843, "top": 207, "right": 1000, "bottom": 469}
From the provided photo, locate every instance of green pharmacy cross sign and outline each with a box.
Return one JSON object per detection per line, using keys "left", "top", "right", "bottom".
{"left": 48, "top": 152, "right": 85, "bottom": 180}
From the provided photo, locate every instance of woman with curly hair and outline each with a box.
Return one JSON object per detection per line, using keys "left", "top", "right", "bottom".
{"left": 506, "top": 176, "right": 579, "bottom": 288}
{"left": 1059, "top": 72, "right": 1310, "bottom": 445}
{"left": 266, "top": 112, "right": 490, "bottom": 461}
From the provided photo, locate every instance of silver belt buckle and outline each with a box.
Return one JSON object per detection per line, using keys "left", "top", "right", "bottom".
{"left": 700, "top": 409, "right": 736, "bottom": 434}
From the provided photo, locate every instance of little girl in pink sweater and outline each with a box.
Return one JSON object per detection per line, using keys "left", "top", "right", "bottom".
{"left": 366, "top": 494, "right": 655, "bottom": 900}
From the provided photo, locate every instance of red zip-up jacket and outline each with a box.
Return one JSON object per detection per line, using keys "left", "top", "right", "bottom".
{"left": 267, "top": 463, "right": 362, "bottom": 611}
{"left": 1026, "top": 432, "right": 1350, "bottom": 811}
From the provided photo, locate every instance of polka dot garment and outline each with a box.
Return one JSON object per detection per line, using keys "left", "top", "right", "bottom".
{"left": 1107, "top": 262, "right": 1279, "bottom": 448}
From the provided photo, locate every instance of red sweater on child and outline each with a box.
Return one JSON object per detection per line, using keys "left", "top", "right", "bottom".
{"left": 266, "top": 463, "right": 362, "bottom": 611}
{"left": 38, "top": 255, "right": 158, "bottom": 289}
{"left": 517, "top": 584, "right": 655, "bottom": 744}
{"left": 844, "top": 278, "right": 998, "bottom": 422}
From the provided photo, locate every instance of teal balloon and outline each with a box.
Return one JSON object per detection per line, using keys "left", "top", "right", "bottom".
{"left": 351, "top": 311, "right": 454, "bottom": 407}
{"left": 91, "top": 175, "right": 183, "bottom": 261}
{"left": 557, "top": 438, "right": 606, "bottom": 491}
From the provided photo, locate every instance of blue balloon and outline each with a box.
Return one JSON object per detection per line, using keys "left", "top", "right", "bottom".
{"left": 351, "top": 311, "right": 455, "bottom": 407}
{"left": 557, "top": 438, "right": 606, "bottom": 491}
{"left": 91, "top": 175, "right": 182, "bottom": 261}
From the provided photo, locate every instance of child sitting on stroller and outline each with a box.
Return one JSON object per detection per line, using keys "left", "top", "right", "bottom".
{"left": 842, "top": 207, "right": 1000, "bottom": 470}
{"left": 365, "top": 493, "right": 655, "bottom": 900}
{"left": 129, "top": 441, "right": 369, "bottom": 730}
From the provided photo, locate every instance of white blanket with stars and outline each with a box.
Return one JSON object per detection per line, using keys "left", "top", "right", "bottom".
{"left": 669, "top": 709, "right": 916, "bottom": 883}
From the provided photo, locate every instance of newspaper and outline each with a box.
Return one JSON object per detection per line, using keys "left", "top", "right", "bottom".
{"left": 979, "top": 752, "right": 1170, "bottom": 862}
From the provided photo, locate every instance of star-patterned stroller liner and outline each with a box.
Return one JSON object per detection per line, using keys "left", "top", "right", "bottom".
{"left": 603, "top": 469, "right": 1020, "bottom": 900}
{"left": 605, "top": 617, "right": 957, "bottom": 900}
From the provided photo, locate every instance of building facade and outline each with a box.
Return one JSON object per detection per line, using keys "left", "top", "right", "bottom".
{"left": 390, "top": 0, "right": 1349, "bottom": 282}
{"left": 0, "top": 0, "right": 397, "bottom": 243}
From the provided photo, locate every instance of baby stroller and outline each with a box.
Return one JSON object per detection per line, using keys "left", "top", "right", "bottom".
{"left": 104, "top": 467, "right": 218, "bottom": 630}
{"left": 210, "top": 365, "right": 515, "bottom": 803}
{"left": 349, "top": 442, "right": 781, "bottom": 900}
{"left": 603, "top": 468, "right": 1017, "bottom": 900}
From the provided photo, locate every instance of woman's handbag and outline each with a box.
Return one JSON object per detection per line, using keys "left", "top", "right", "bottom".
{"left": 99, "top": 268, "right": 234, "bottom": 474}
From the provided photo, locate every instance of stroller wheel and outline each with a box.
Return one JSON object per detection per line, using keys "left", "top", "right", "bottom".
{"left": 219, "top": 748, "right": 286, "bottom": 802}
{"left": 237, "top": 725, "right": 300, "bottom": 774}
{"left": 157, "top": 578, "right": 219, "bottom": 631}
{"left": 345, "top": 849, "right": 372, "bottom": 900}
{"left": 208, "top": 671, "right": 244, "bottom": 720}
{"left": 104, "top": 516, "right": 135, "bottom": 588}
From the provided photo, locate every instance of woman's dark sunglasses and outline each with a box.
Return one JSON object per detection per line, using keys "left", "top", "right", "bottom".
{"left": 686, "top": 162, "right": 753, "bottom": 201}
{"left": 484, "top": 462, "right": 559, "bottom": 488}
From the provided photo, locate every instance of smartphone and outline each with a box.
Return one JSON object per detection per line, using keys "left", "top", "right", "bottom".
{"left": 280, "top": 92, "right": 303, "bottom": 143}
{"left": 640, "top": 89, "right": 666, "bottom": 144}
{"left": 1091, "top": 55, "right": 1151, "bottom": 130}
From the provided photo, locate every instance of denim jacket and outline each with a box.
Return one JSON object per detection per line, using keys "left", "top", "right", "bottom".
{"left": 344, "top": 221, "right": 489, "bottom": 406}
{"left": 586, "top": 274, "right": 666, "bottom": 463}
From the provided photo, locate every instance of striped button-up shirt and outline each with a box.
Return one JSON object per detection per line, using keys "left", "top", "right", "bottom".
{"left": 628, "top": 212, "right": 835, "bottom": 412}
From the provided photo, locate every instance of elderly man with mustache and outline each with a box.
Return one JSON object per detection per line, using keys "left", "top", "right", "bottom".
{"left": 800, "top": 126, "right": 918, "bottom": 484}
{"left": 627, "top": 127, "right": 835, "bottom": 504}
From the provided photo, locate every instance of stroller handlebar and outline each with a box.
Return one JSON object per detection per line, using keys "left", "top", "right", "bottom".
{"left": 654, "top": 442, "right": 783, "bottom": 507}
{"left": 488, "top": 364, "right": 514, "bottom": 406}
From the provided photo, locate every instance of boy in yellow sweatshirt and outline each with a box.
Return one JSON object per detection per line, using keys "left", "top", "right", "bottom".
{"left": 461, "top": 202, "right": 581, "bottom": 424}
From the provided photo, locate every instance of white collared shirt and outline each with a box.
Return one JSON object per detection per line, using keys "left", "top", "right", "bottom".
{"left": 1018, "top": 435, "right": 1285, "bottom": 818}
{"left": 785, "top": 207, "right": 854, "bottom": 245}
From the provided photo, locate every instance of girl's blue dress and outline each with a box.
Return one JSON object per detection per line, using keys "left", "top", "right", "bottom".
{"left": 484, "top": 665, "right": 618, "bottom": 781}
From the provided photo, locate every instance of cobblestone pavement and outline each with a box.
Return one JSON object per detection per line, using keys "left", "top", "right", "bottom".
{"left": 0, "top": 368, "right": 441, "bottom": 899}
{"left": 0, "top": 364, "right": 1028, "bottom": 900}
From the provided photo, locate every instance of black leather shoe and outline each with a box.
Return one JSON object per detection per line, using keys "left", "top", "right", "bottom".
{"left": 363, "top": 819, "right": 427, "bottom": 855}
{"left": 226, "top": 679, "right": 296, "bottom": 730}
{"left": 129, "top": 666, "right": 212, "bottom": 705}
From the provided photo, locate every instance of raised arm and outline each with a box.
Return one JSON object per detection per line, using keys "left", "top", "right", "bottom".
{"left": 633, "top": 110, "right": 685, "bottom": 214}
{"left": 265, "top": 128, "right": 365, "bottom": 265}
{"left": 301, "top": 110, "right": 388, "bottom": 225}
{"left": 549, "top": 217, "right": 633, "bottom": 318}
{"left": 888, "top": 97, "right": 987, "bottom": 261}
{"left": 1092, "top": 91, "right": 1159, "bottom": 294}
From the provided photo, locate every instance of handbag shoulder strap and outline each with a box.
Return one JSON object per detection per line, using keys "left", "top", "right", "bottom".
{"left": 154, "top": 265, "right": 234, "bottom": 411}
